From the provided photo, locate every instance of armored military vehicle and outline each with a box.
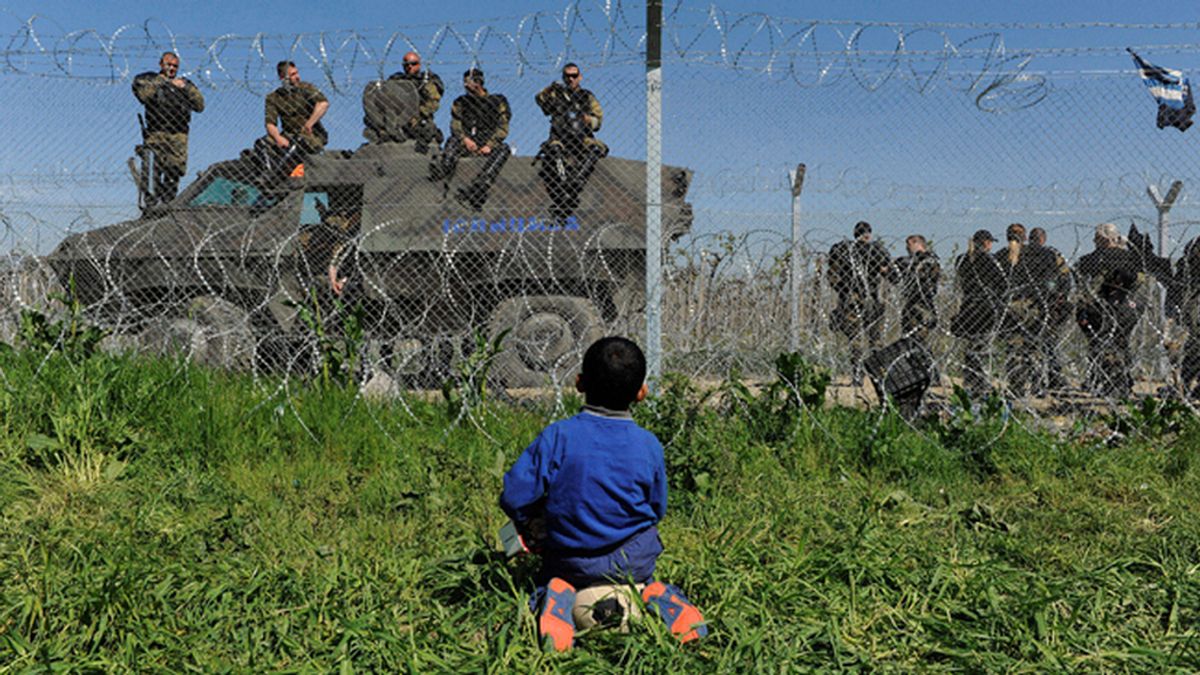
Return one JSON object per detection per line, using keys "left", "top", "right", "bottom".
{"left": 47, "top": 82, "right": 693, "bottom": 388}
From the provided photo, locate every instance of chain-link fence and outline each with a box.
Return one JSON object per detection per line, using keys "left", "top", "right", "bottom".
{"left": 4, "top": 4, "right": 1200, "bottom": 427}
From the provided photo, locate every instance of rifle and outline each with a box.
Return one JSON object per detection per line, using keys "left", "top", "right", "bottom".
{"left": 130, "top": 113, "right": 155, "bottom": 211}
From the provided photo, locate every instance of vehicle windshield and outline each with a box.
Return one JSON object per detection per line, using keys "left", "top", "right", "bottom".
{"left": 188, "top": 175, "right": 275, "bottom": 208}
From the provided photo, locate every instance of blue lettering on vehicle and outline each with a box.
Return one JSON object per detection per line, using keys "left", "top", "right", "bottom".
{"left": 441, "top": 215, "right": 580, "bottom": 234}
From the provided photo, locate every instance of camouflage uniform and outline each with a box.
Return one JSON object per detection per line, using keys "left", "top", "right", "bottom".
{"left": 953, "top": 251, "right": 1005, "bottom": 399}
{"left": 436, "top": 88, "right": 512, "bottom": 210}
{"left": 1023, "top": 242, "right": 1073, "bottom": 393}
{"left": 995, "top": 245, "right": 1044, "bottom": 396}
{"left": 1074, "top": 247, "right": 1145, "bottom": 399}
{"left": 132, "top": 71, "right": 205, "bottom": 201}
{"left": 827, "top": 238, "right": 891, "bottom": 380}
{"left": 1175, "top": 239, "right": 1200, "bottom": 397}
{"left": 535, "top": 83, "right": 607, "bottom": 155}
{"left": 536, "top": 82, "right": 607, "bottom": 219}
{"left": 263, "top": 82, "right": 329, "bottom": 153}
{"left": 891, "top": 250, "right": 941, "bottom": 346}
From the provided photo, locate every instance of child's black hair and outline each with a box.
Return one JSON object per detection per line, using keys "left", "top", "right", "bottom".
{"left": 580, "top": 336, "right": 646, "bottom": 410}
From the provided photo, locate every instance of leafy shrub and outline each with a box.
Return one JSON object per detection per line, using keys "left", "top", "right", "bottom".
{"left": 288, "top": 290, "right": 365, "bottom": 388}
{"left": 927, "top": 386, "right": 1010, "bottom": 478}
{"left": 635, "top": 372, "right": 719, "bottom": 495}
{"left": 442, "top": 328, "right": 509, "bottom": 420}
{"left": 1104, "top": 396, "right": 1194, "bottom": 441}
{"left": 718, "top": 351, "right": 829, "bottom": 443}
{"left": 11, "top": 292, "right": 105, "bottom": 363}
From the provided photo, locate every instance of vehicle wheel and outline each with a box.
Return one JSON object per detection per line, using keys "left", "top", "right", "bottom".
{"left": 137, "top": 295, "right": 255, "bottom": 370}
{"left": 488, "top": 295, "right": 606, "bottom": 388}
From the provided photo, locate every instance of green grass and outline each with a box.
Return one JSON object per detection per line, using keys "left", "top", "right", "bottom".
{"left": 2, "top": 347, "right": 1200, "bottom": 671}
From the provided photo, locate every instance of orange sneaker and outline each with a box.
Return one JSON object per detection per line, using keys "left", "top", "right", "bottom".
{"left": 539, "top": 578, "right": 577, "bottom": 651}
{"left": 641, "top": 582, "right": 707, "bottom": 643}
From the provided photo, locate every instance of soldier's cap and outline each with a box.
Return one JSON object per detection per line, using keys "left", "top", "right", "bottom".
{"left": 853, "top": 221, "right": 871, "bottom": 238}
{"left": 463, "top": 68, "right": 485, "bottom": 84}
{"left": 972, "top": 229, "right": 996, "bottom": 244}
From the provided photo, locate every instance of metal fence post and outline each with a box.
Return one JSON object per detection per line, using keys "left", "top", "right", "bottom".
{"left": 789, "top": 163, "right": 806, "bottom": 352}
{"left": 1147, "top": 180, "right": 1183, "bottom": 382}
{"left": 646, "top": 0, "right": 663, "bottom": 387}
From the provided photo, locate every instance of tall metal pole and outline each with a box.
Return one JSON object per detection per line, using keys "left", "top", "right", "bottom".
{"left": 646, "top": 0, "right": 663, "bottom": 385}
{"left": 1147, "top": 180, "right": 1183, "bottom": 382}
{"left": 789, "top": 163, "right": 806, "bottom": 352}
{"left": 1147, "top": 180, "right": 1183, "bottom": 257}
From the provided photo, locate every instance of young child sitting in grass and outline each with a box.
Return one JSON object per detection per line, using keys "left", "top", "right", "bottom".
{"left": 499, "top": 336, "right": 707, "bottom": 651}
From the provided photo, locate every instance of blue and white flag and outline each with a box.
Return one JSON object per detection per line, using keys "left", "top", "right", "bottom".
{"left": 1129, "top": 48, "right": 1194, "bottom": 131}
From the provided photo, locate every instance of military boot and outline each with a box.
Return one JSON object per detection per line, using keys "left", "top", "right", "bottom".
{"left": 456, "top": 145, "right": 510, "bottom": 210}
{"left": 455, "top": 184, "right": 485, "bottom": 212}
{"left": 568, "top": 146, "right": 605, "bottom": 193}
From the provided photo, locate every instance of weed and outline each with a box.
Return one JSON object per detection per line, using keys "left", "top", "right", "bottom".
{"left": 1104, "top": 396, "right": 1194, "bottom": 441}
{"left": 719, "top": 351, "right": 830, "bottom": 443}
{"left": 441, "top": 328, "right": 509, "bottom": 420}
{"left": 927, "top": 386, "right": 1010, "bottom": 478}
{"left": 13, "top": 278, "right": 105, "bottom": 361}
{"left": 287, "top": 289, "right": 365, "bottom": 388}
{"left": 635, "top": 372, "right": 722, "bottom": 496}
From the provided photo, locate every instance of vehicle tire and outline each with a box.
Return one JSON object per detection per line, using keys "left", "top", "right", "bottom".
{"left": 488, "top": 295, "right": 606, "bottom": 388}
{"left": 137, "top": 295, "right": 255, "bottom": 370}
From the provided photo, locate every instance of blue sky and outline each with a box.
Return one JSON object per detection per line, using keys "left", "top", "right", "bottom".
{"left": 3, "top": 1, "right": 1199, "bottom": 34}
{"left": 3, "top": 1, "right": 1200, "bottom": 257}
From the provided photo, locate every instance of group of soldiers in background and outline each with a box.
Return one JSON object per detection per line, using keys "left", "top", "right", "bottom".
{"left": 133, "top": 51, "right": 606, "bottom": 213}
{"left": 828, "top": 219, "right": 1200, "bottom": 403}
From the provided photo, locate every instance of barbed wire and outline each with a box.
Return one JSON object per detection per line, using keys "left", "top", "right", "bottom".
{"left": 4, "top": 5, "right": 1200, "bottom": 446}
{"left": 6, "top": 3, "right": 1195, "bottom": 111}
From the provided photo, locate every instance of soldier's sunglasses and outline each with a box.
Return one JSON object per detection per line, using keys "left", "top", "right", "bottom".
{"left": 563, "top": 72, "right": 580, "bottom": 80}
{"left": 404, "top": 60, "right": 420, "bottom": 67}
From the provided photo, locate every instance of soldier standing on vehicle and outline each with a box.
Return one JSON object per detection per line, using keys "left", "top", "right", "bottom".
{"left": 535, "top": 63, "right": 607, "bottom": 219}
{"left": 262, "top": 60, "right": 329, "bottom": 170}
{"left": 132, "top": 51, "right": 205, "bottom": 203}
{"left": 380, "top": 51, "right": 444, "bottom": 153}
{"left": 891, "top": 234, "right": 941, "bottom": 347}
{"left": 827, "top": 221, "right": 892, "bottom": 383}
{"left": 433, "top": 68, "right": 512, "bottom": 210}
{"left": 952, "top": 229, "right": 1005, "bottom": 400}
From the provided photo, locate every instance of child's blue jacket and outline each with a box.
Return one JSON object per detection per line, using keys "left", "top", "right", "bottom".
{"left": 500, "top": 409, "right": 667, "bottom": 554}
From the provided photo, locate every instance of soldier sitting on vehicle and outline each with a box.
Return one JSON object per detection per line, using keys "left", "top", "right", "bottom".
{"left": 132, "top": 51, "right": 205, "bottom": 205}
{"left": 431, "top": 68, "right": 512, "bottom": 211}
{"left": 363, "top": 51, "right": 444, "bottom": 152}
{"left": 535, "top": 63, "right": 607, "bottom": 220}
{"left": 257, "top": 60, "right": 330, "bottom": 177}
